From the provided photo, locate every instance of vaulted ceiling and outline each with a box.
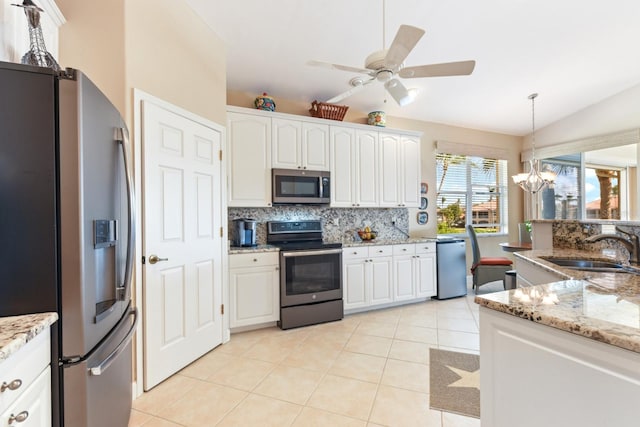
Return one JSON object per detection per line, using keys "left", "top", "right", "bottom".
{"left": 185, "top": 0, "right": 640, "bottom": 136}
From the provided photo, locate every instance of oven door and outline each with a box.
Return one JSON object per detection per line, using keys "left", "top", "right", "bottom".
{"left": 280, "top": 248, "right": 342, "bottom": 306}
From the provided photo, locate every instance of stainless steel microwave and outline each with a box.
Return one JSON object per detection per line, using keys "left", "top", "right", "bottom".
{"left": 272, "top": 168, "right": 330, "bottom": 205}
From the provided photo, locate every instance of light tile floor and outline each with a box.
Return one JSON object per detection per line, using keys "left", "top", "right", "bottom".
{"left": 130, "top": 287, "right": 486, "bottom": 427}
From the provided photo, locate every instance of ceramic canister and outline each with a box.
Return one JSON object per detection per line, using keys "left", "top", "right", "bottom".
{"left": 367, "top": 111, "right": 386, "bottom": 127}
{"left": 254, "top": 93, "right": 276, "bottom": 111}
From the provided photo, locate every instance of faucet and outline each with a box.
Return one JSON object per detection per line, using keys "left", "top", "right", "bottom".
{"left": 585, "top": 226, "right": 640, "bottom": 265}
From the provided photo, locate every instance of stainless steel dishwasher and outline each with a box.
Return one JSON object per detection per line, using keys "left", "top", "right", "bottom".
{"left": 434, "top": 238, "right": 467, "bottom": 299}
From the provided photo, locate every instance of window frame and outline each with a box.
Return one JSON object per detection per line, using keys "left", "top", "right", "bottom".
{"left": 435, "top": 153, "right": 508, "bottom": 236}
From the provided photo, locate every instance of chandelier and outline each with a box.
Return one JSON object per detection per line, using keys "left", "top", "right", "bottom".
{"left": 512, "top": 93, "right": 556, "bottom": 193}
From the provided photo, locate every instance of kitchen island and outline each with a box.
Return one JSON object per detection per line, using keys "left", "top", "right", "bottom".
{"left": 475, "top": 249, "right": 640, "bottom": 427}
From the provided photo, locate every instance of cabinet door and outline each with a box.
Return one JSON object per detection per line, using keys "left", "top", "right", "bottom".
{"left": 369, "top": 256, "right": 394, "bottom": 306}
{"left": 0, "top": 367, "right": 51, "bottom": 427}
{"left": 355, "top": 130, "right": 378, "bottom": 207}
{"left": 415, "top": 254, "right": 436, "bottom": 297}
{"left": 399, "top": 135, "right": 421, "bottom": 207}
{"left": 330, "top": 127, "right": 356, "bottom": 207}
{"left": 227, "top": 113, "right": 272, "bottom": 207}
{"left": 394, "top": 255, "right": 415, "bottom": 301}
{"left": 229, "top": 265, "right": 280, "bottom": 328}
{"left": 302, "top": 122, "right": 330, "bottom": 170}
{"left": 343, "top": 259, "right": 368, "bottom": 310}
{"left": 378, "top": 133, "right": 401, "bottom": 207}
{"left": 272, "top": 118, "right": 302, "bottom": 169}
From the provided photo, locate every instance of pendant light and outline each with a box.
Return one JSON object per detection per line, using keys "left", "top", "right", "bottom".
{"left": 512, "top": 93, "right": 556, "bottom": 193}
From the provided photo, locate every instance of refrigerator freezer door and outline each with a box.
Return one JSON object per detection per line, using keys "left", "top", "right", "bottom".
{"left": 62, "top": 306, "right": 137, "bottom": 427}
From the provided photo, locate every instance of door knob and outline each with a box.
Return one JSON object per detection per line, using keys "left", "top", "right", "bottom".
{"left": 148, "top": 255, "right": 168, "bottom": 264}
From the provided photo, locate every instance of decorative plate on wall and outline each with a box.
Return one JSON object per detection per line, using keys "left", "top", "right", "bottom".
{"left": 420, "top": 197, "right": 428, "bottom": 210}
{"left": 420, "top": 182, "right": 428, "bottom": 194}
{"left": 417, "top": 211, "right": 428, "bottom": 225}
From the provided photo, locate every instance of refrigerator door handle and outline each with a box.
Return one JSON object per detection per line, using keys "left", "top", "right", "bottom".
{"left": 115, "top": 127, "right": 136, "bottom": 301}
{"left": 89, "top": 307, "right": 138, "bottom": 376}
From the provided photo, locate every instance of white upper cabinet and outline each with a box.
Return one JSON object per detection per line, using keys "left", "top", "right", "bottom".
{"left": 330, "top": 126, "right": 356, "bottom": 207}
{"left": 379, "top": 133, "right": 420, "bottom": 208}
{"left": 227, "top": 112, "right": 272, "bottom": 207}
{"left": 302, "top": 122, "right": 330, "bottom": 170}
{"left": 355, "top": 130, "right": 378, "bottom": 207}
{"left": 227, "top": 106, "right": 421, "bottom": 208}
{"left": 379, "top": 133, "right": 401, "bottom": 207}
{"left": 272, "top": 118, "right": 329, "bottom": 171}
{"left": 399, "top": 135, "right": 421, "bottom": 207}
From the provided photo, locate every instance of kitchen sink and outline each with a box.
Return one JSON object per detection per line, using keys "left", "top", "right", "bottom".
{"left": 542, "top": 258, "right": 627, "bottom": 273}
{"left": 541, "top": 257, "right": 640, "bottom": 274}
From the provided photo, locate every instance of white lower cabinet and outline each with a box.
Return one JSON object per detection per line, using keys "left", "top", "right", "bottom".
{"left": 344, "top": 242, "right": 436, "bottom": 313}
{"left": 229, "top": 252, "right": 280, "bottom": 328}
{"left": 393, "top": 243, "right": 437, "bottom": 302}
{"left": 515, "top": 257, "right": 564, "bottom": 287}
{"left": 0, "top": 329, "right": 52, "bottom": 427}
{"left": 343, "top": 245, "right": 393, "bottom": 310}
{"left": 480, "top": 307, "right": 640, "bottom": 427}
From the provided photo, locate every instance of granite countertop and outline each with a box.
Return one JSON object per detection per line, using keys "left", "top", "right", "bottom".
{"left": 229, "top": 237, "right": 437, "bottom": 253}
{"left": 229, "top": 244, "right": 280, "bottom": 254}
{"left": 0, "top": 312, "right": 58, "bottom": 363}
{"left": 475, "top": 248, "right": 640, "bottom": 353}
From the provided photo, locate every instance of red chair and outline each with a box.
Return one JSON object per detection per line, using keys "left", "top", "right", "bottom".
{"left": 467, "top": 225, "right": 513, "bottom": 293}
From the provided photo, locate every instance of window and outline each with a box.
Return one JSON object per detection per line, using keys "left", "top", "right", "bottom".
{"left": 540, "top": 154, "right": 582, "bottom": 220}
{"left": 436, "top": 153, "right": 508, "bottom": 235}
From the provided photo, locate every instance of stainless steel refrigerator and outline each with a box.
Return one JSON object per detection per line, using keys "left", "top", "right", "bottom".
{"left": 0, "top": 61, "right": 137, "bottom": 427}
{"left": 434, "top": 238, "right": 467, "bottom": 299}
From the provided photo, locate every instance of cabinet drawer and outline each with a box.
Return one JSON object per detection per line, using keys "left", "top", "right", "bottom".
{"left": 342, "top": 247, "right": 369, "bottom": 260}
{"left": 415, "top": 242, "right": 436, "bottom": 254}
{"left": 393, "top": 244, "right": 415, "bottom": 256}
{"left": 0, "top": 330, "right": 50, "bottom": 413}
{"left": 368, "top": 245, "right": 393, "bottom": 257}
{"left": 230, "top": 252, "right": 279, "bottom": 269}
{"left": 0, "top": 366, "right": 50, "bottom": 427}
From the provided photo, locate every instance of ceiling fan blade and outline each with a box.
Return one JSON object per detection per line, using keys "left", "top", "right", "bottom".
{"left": 384, "top": 78, "right": 415, "bottom": 106}
{"left": 399, "top": 60, "right": 476, "bottom": 78}
{"left": 384, "top": 25, "right": 426, "bottom": 70}
{"left": 307, "top": 60, "right": 372, "bottom": 75}
{"left": 325, "top": 78, "right": 375, "bottom": 103}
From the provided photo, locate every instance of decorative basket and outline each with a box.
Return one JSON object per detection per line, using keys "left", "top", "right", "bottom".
{"left": 309, "top": 101, "right": 349, "bottom": 121}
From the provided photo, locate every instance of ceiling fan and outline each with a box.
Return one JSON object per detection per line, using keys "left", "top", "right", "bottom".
{"left": 308, "top": 23, "right": 476, "bottom": 106}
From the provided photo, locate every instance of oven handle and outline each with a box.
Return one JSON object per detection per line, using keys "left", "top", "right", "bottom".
{"left": 281, "top": 248, "right": 343, "bottom": 257}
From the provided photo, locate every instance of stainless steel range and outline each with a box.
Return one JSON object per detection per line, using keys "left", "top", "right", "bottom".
{"left": 267, "top": 220, "right": 343, "bottom": 329}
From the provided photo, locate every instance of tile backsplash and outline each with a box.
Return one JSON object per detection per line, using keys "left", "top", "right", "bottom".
{"left": 229, "top": 207, "right": 410, "bottom": 245}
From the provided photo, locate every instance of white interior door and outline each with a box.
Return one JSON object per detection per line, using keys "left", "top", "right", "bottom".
{"left": 142, "top": 100, "right": 223, "bottom": 390}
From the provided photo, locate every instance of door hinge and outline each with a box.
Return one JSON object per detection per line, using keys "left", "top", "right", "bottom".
{"left": 220, "top": 304, "right": 224, "bottom": 315}
{"left": 220, "top": 227, "right": 223, "bottom": 237}
{"left": 142, "top": 256, "right": 146, "bottom": 264}
{"left": 219, "top": 150, "right": 223, "bottom": 161}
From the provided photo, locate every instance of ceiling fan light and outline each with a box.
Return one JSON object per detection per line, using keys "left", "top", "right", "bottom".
{"left": 407, "top": 88, "right": 419, "bottom": 99}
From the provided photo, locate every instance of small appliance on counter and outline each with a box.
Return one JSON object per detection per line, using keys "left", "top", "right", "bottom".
{"left": 233, "top": 218, "right": 257, "bottom": 247}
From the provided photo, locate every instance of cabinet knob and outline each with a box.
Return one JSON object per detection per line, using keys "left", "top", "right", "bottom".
{"left": 1, "top": 379, "right": 22, "bottom": 393}
{"left": 253, "top": 258, "right": 258, "bottom": 262}
{"left": 402, "top": 248, "right": 407, "bottom": 251}
{"left": 303, "top": 166, "right": 307, "bottom": 169}
{"left": 378, "top": 250, "right": 383, "bottom": 253}
{"left": 8, "top": 411, "right": 29, "bottom": 424}
{"left": 275, "top": 267, "right": 279, "bottom": 271}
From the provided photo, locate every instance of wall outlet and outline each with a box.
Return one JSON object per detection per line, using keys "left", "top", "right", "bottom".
{"left": 602, "top": 224, "right": 616, "bottom": 234}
